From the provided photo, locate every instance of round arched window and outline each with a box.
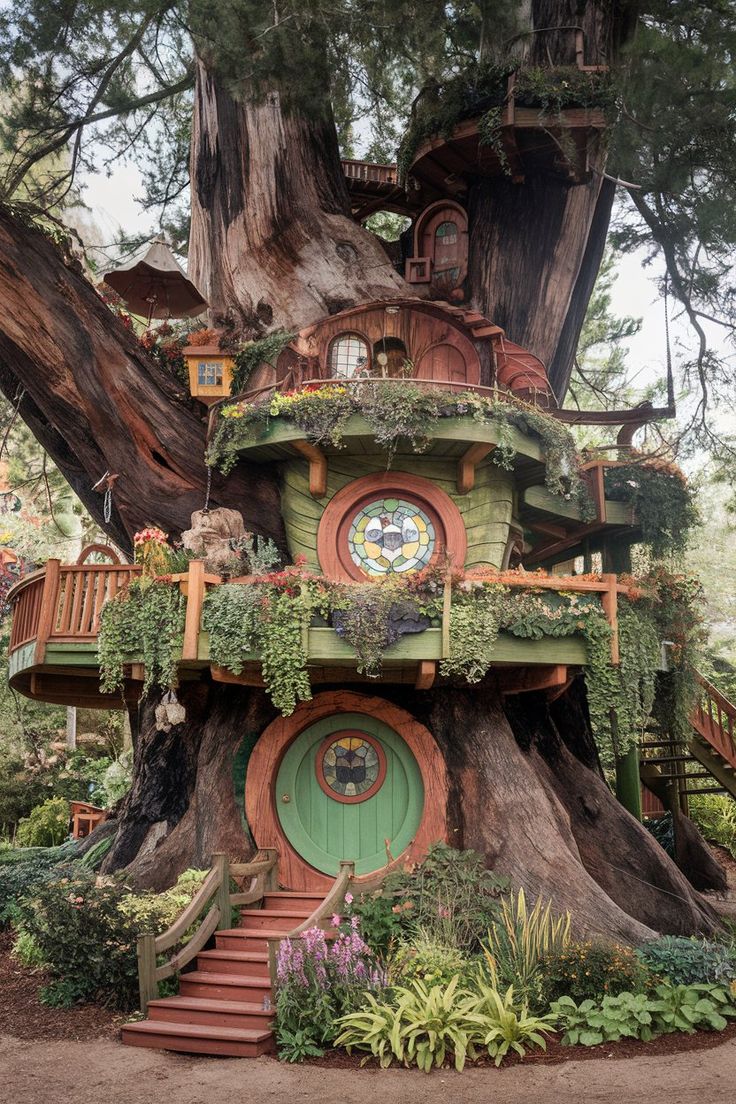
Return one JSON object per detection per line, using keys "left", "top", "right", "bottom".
{"left": 329, "top": 334, "right": 370, "bottom": 378}
{"left": 317, "top": 472, "right": 467, "bottom": 581}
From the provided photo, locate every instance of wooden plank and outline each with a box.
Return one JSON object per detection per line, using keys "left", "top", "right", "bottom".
{"left": 601, "top": 573, "right": 619, "bottom": 665}
{"left": 457, "top": 442, "right": 496, "bottom": 494}
{"left": 415, "top": 660, "right": 436, "bottom": 690}
{"left": 34, "top": 560, "right": 61, "bottom": 665}
{"left": 182, "top": 560, "right": 205, "bottom": 660}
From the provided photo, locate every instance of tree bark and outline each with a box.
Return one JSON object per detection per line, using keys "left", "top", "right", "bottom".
{"left": 188, "top": 60, "right": 409, "bottom": 334}
{"left": 0, "top": 209, "right": 286, "bottom": 550}
{"left": 104, "top": 676, "right": 719, "bottom": 940}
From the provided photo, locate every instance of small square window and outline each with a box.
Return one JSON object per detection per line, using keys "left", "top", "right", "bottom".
{"left": 197, "top": 361, "right": 223, "bottom": 387}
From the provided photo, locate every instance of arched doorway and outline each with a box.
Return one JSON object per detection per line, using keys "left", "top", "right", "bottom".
{"left": 245, "top": 691, "right": 449, "bottom": 891}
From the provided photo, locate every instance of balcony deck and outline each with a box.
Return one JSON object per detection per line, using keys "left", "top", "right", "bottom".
{"left": 6, "top": 558, "right": 625, "bottom": 709}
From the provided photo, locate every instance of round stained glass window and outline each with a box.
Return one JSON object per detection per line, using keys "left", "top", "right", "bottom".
{"left": 348, "top": 497, "right": 436, "bottom": 576}
{"left": 317, "top": 731, "right": 386, "bottom": 803}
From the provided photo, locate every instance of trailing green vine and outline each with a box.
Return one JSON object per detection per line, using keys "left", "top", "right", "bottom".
{"left": 98, "top": 579, "right": 186, "bottom": 696}
{"left": 210, "top": 382, "right": 590, "bottom": 509}
{"left": 231, "top": 329, "right": 296, "bottom": 395}
{"left": 604, "top": 459, "right": 699, "bottom": 558}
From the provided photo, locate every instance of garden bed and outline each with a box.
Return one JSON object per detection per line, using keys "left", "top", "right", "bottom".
{"left": 304, "top": 1022, "right": 736, "bottom": 1069}
{"left": 0, "top": 930, "right": 122, "bottom": 1042}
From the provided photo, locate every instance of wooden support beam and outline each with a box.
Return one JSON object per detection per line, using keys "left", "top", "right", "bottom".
{"left": 210, "top": 664, "right": 265, "bottom": 687}
{"left": 601, "top": 573, "right": 620, "bottom": 665}
{"left": 457, "top": 442, "right": 495, "bottom": 494}
{"left": 525, "top": 519, "right": 568, "bottom": 540}
{"left": 182, "top": 559, "right": 205, "bottom": 660}
{"left": 415, "top": 660, "right": 437, "bottom": 690}
{"left": 441, "top": 577, "right": 452, "bottom": 659}
{"left": 34, "top": 559, "right": 60, "bottom": 665}
{"left": 498, "top": 664, "right": 569, "bottom": 696}
{"left": 292, "top": 440, "right": 328, "bottom": 498}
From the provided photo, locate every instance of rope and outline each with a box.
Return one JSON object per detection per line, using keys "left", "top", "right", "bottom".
{"left": 600, "top": 857, "right": 708, "bottom": 906}
{"left": 103, "top": 485, "right": 112, "bottom": 525}
{"left": 203, "top": 463, "right": 212, "bottom": 514}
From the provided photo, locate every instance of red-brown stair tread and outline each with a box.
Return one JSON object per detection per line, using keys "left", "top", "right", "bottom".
{"left": 121, "top": 891, "right": 319, "bottom": 1058}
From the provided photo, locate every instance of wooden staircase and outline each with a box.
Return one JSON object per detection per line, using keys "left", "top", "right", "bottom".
{"left": 641, "top": 672, "right": 736, "bottom": 812}
{"left": 121, "top": 890, "right": 323, "bottom": 1057}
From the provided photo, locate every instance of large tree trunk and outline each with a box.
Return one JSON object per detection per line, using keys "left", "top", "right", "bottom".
{"left": 104, "top": 676, "right": 718, "bottom": 940}
{"left": 0, "top": 209, "right": 285, "bottom": 551}
{"left": 188, "top": 59, "right": 409, "bottom": 334}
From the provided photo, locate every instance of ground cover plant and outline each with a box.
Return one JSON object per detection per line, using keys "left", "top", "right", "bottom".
{"left": 637, "top": 936, "right": 736, "bottom": 987}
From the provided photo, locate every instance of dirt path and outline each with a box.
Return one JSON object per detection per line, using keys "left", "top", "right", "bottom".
{"left": 3, "top": 1032, "right": 736, "bottom": 1104}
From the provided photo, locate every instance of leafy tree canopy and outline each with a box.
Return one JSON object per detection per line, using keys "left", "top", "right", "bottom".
{"left": 1, "top": 1, "right": 735, "bottom": 440}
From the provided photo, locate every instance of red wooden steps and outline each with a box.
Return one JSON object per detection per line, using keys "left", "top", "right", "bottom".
{"left": 121, "top": 890, "right": 319, "bottom": 1058}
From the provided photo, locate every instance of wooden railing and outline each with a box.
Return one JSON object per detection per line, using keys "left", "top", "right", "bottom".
{"left": 136, "top": 849, "right": 279, "bottom": 1012}
{"left": 266, "top": 860, "right": 356, "bottom": 988}
{"left": 8, "top": 550, "right": 625, "bottom": 671}
{"left": 7, "top": 550, "right": 220, "bottom": 666}
{"left": 692, "top": 671, "right": 736, "bottom": 767}
{"left": 341, "top": 159, "right": 397, "bottom": 184}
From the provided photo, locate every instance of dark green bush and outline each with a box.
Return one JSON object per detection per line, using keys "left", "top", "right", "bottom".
{"left": 539, "top": 940, "right": 652, "bottom": 1005}
{"left": 16, "top": 797, "right": 69, "bottom": 847}
{"left": 18, "top": 876, "right": 141, "bottom": 1010}
{"left": 637, "top": 936, "right": 736, "bottom": 986}
{"left": 644, "top": 813, "right": 675, "bottom": 858}
{"left": 0, "top": 848, "right": 80, "bottom": 924}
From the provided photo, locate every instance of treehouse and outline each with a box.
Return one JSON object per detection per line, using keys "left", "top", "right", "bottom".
{"left": 6, "top": 287, "right": 667, "bottom": 896}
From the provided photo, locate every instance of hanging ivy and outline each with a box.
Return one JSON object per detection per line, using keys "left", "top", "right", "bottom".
{"left": 98, "top": 579, "right": 186, "bottom": 697}
{"left": 231, "top": 330, "right": 296, "bottom": 395}
{"left": 210, "top": 383, "right": 590, "bottom": 510}
{"left": 604, "top": 460, "right": 699, "bottom": 558}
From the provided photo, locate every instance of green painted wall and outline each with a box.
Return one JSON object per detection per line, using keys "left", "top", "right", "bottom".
{"left": 280, "top": 454, "right": 514, "bottom": 572}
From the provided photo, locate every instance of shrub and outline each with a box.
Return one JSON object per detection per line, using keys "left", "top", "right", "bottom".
{"left": 14, "top": 868, "right": 211, "bottom": 1010}
{"left": 0, "top": 847, "right": 80, "bottom": 925}
{"left": 16, "top": 798, "right": 69, "bottom": 848}
{"left": 538, "top": 940, "right": 651, "bottom": 1004}
{"left": 482, "top": 888, "right": 570, "bottom": 1007}
{"left": 637, "top": 936, "right": 736, "bottom": 986}
{"left": 17, "top": 876, "right": 141, "bottom": 1010}
{"left": 390, "top": 936, "right": 471, "bottom": 989}
{"left": 275, "top": 920, "right": 385, "bottom": 1060}
{"left": 643, "top": 813, "right": 675, "bottom": 857}
{"left": 350, "top": 843, "right": 507, "bottom": 956}
{"left": 688, "top": 794, "right": 736, "bottom": 859}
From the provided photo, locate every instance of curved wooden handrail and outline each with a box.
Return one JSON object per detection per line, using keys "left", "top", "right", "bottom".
{"left": 76, "top": 543, "right": 122, "bottom": 565}
{"left": 136, "top": 850, "right": 279, "bottom": 1012}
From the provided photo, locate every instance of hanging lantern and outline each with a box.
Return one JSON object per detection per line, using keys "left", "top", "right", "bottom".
{"left": 183, "top": 330, "right": 235, "bottom": 404}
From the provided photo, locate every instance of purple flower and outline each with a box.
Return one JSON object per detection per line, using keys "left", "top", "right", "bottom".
{"left": 331, "top": 913, "right": 341, "bottom": 928}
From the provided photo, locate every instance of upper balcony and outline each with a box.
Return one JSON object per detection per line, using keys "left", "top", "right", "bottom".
{"left": 7, "top": 549, "right": 626, "bottom": 711}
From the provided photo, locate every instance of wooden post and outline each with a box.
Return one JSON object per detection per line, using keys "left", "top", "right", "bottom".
{"left": 34, "top": 559, "right": 60, "bottom": 664}
{"left": 182, "top": 559, "right": 205, "bottom": 660}
{"left": 263, "top": 848, "right": 279, "bottom": 892}
{"left": 267, "top": 937, "right": 280, "bottom": 990}
{"left": 600, "top": 574, "right": 619, "bottom": 665}
{"left": 441, "top": 575, "right": 452, "bottom": 659}
{"left": 212, "top": 851, "right": 232, "bottom": 931}
{"left": 292, "top": 440, "right": 327, "bottom": 498}
{"left": 137, "top": 932, "right": 158, "bottom": 1013}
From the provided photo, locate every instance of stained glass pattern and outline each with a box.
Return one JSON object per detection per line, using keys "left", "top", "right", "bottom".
{"left": 348, "top": 497, "right": 436, "bottom": 575}
{"left": 320, "top": 734, "right": 382, "bottom": 798}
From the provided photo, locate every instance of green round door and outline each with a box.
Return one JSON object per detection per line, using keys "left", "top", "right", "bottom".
{"left": 276, "top": 712, "right": 424, "bottom": 876}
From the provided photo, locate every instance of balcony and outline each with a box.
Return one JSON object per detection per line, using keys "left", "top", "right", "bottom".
{"left": 7, "top": 552, "right": 625, "bottom": 709}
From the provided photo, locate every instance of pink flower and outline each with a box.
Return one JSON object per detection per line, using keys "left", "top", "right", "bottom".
{"left": 344, "top": 892, "right": 353, "bottom": 905}
{"left": 331, "top": 914, "right": 341, "bottom": 928}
